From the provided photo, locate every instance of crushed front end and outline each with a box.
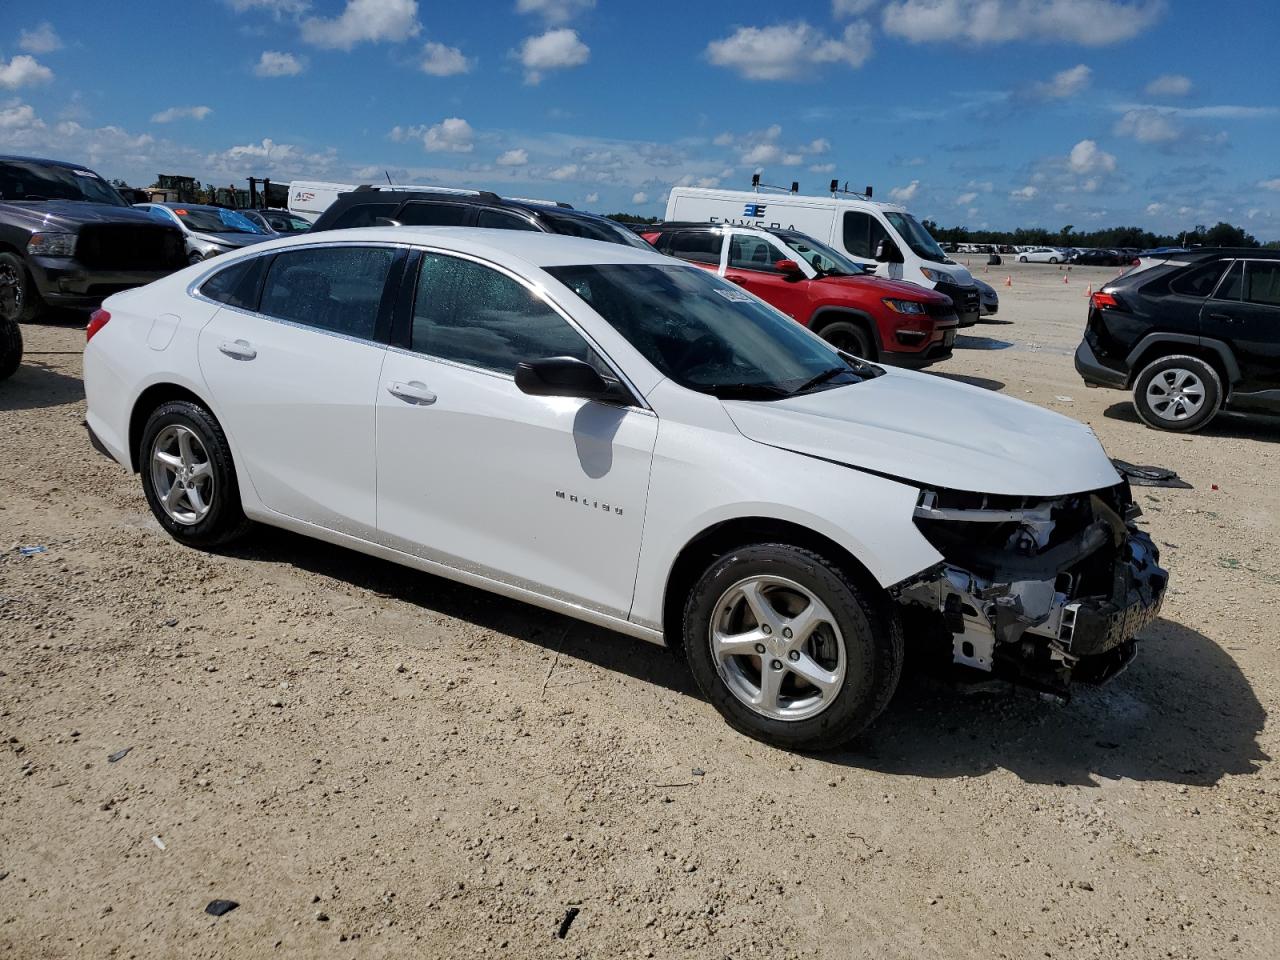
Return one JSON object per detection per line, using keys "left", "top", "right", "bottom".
{"left": 894, "top": 482, "right": 1168, "bottom": 698}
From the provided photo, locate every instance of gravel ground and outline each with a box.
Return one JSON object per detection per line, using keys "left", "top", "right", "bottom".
{"left": 1, "top": 258, "right": 1277, "bottom": 959}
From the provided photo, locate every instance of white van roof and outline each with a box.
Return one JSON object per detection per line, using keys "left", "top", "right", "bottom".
{"left": 668, "top": 185, "right": 910, "bottom": 215}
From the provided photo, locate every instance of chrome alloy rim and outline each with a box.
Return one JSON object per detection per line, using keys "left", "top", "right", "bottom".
{"left": 709, "top": 575, "right": 846, "bottom": 722}
{"left": 150, "top": 425, "right": 214, "bottom": 524}
{"left": 1146, "top": 367, "right": 1206, "bottom": 421}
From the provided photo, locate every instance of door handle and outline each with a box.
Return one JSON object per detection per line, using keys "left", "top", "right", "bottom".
{"left": 218, "top": 338, "right": 257, "bottom": 360}
{"left": 387, "top": 380, "right": 437, "bottom": 405}
{"left": 1207, "top": 313, "right": 1236, "bottom": 323}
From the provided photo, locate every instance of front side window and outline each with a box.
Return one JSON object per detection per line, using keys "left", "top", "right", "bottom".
{"left": 728, "top": 234, "right": 785, "bottom": 273}
{"left": 1170, "top": 260, "right": 1230, "bottom": 298}
{"left": 411, "top": 254, "right": 593, "bottom": 375}
{"left": 1243, "top": 262, "right": 1280, "bottom": 307}
{"left": 548, "top": 263, "right": 874, "bottom": 399}
{"left": 397, "top": 202, "right": 471, "bottom": 227}
{"left": 259, "top": 246, "right": 396, "bottom": 339}
{"left": 664, "top": 231, "right": 723, "bottom": 266}
{"left": 541, "top": 212, "right": 654, "bottom": 250}
{"left": 476, "top": 208, "right": 539, "bottom": 231}
{"left": 841, "top": 211, "right": 886, "bottom": 259}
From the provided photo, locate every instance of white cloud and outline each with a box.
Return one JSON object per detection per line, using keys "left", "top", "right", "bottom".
{"left": 547, "top": 163, "right": 580, "bottom": 180}
{"left": 496, "top": 148, "right": 529, "bottom": 166}
{"left": 254, "top": 50, "right": 306, "bottom": 77}
{"left": 584, "top": 191, "right": 599, "bottom": 203}
{"left": 1113, "top": 108, "right": 1179, "bottom": 143}
{"left": 301, "top": 0, "right": 420, "bottom": 50}
{"left": 1033, "top": 63, "right": 1091, "bottom": 99}
{"left": 1010, "top": 185, "right": 1038, "bottom": 200}
{"left": 420, "top": 41, "right": 472, "bottom": 76}
{"left": 19, "top": 22, "right": 62, "bottom": 54}
{"left": 833, "top": 0, "right": 878, "bottom": 15}
{"left": 889, "top": 179, "right": 920, "bottom": 202}
{"left": 0, "top": 55, "right": 54, "bottom": 89}
{"left": 1067, "top": 139, "right": 1116, "bottom": 174}
{"left": 809, "top": 162, "right": 836, "bottom": 173}
{"left": 518, "top": 28, "right": 589, "bottom": 84}
{"left": 228, "top": 0, "right": 309, "bottom": 14}
{"left": 741, "top": 143, "right": 782, "bottom": 165}
{"left": 1259, "top": 178, "right": 1280, "bottom": 192}
{"left": 1145, "top": 73, "right": 1191, "bottom": 97}
{"left": 1145, "top": 201, "right": 1165, "bottom": 214}
{"left": 706, "top": 22, "right": 872, "bottom": 80}
{"left": 516, "top": 0, "right": 595, "bottom": 22}
{"left": 0, "top": 101, "right": 43, "bottom": 132}
{"left": 632, "top": 191, "right": 649, "bottom": 204}
{"left": 806, "top": 137, "right": 831, "bottom": 154}
{"left": 955, "top": 191, "right": 978, "bottom": 205}
{"left": 422, "top": 117, "right": 474, "bottom": 153}
{"left": 882, "top": 0, "right": 1166, "bottom": 46}
{"left": 150, "top": 105, "right": 214, "bottom": 124}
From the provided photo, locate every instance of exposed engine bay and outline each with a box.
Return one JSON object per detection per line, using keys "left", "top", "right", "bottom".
{"left": 894, "top": 481, "right": 1168, "bottom": 698}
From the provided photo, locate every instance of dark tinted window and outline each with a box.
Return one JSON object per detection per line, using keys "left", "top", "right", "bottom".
{"left": 541, "top": 212, "right": 654, "bottom": 249}
{"left": 665, "top": 231, "right": 723, "bottom": 265}
{"left": 1170, "top": 260, "right": 1229, "bottom": 297}
{"left": 1243, "top": 262, "right": 1280, "bottom": 307}
{"left": 259, "top": 246, "right": 395, "bottom": 339}
{"left": 841, "top": 211, "right": 886, "bottom": 259}
{"left": 476, "top": 208, "right": 539, "bottom": 231}
{"left": 1214, "top": 262, "right": 1243, "bottom": 301}
{"left": 728, "top": 234, "right": 784, "bottom": 273}
{"left": 0, "top": 160, "right": 125, "bottom": 205}
{"left": 411, "top": 254, "right": 591, "bottom": 374}
{"left": 397, "top": 202, "right": 470, "bottom": 226}
{"left": 200, "top": 256, "right": 268, "bottom": 310}
{"left": 328, "top": 202, "right": 397, "bottom": 230}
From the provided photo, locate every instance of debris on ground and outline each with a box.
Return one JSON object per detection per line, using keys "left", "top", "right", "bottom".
{"left": 17, "top": 545, "right": 47, "bottom": 557}
{"left": 151, "top": 836, "right": 166, "bottom": 851}
{"left": 555, "top": 906, "right": 580, "bottom": 939}
{"left": 1111, "top": 459, "right": 1193, "bottom": 489}
{"left": 107, "top": 747, "right": 132, "bottom": 763}
{"left": 205, "top": 899, "right": 239, "bottom": 917}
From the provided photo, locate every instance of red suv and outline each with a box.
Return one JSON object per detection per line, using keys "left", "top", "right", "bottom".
{"left": 640, "top": 223, "right": 958, "bottom": 367}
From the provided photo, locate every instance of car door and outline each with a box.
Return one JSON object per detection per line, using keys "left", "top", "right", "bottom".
{"left": 197, "top": 243, "right": 405, "bottom": 538}
{"left": 1201, "top": 260, "right": 1280, "bottom": 394}
{"left": 722, "top": 232, "right": 811, "bottom": 322}
{"left": 375, "top": 249, "right": 658, "bottom": 620}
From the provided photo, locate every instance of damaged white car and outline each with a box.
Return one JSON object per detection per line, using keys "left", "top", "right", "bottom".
{"left": 83, "top": 229, "right": 1167, "bottom": 751}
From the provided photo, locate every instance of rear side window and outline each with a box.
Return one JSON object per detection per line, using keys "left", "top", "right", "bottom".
{"left": 327, "top": 202, "right": 397, "bottom": 230}
{"left": 728, "top": 235, "right": 784, "bottom": 273}
{"left": 664, "top": 231, "right": 723, "bottom": 265}
{"left": 397, "top": 202, "right": 471, "bottom": 226}
{"left": 1170, "top": 260, "right": 1230, "bottom": 297}
{"left": 1214, "top": 262, "right": 1243, "bottom": 301}
{"left": 1244, "top": 262, "right": 1280, "bottom": 307}
{"left": 411, "top": 253, "right": 592, "bottom": 374}
{"left": 201, "top": 256, "right": 268, "bottom": 310}
{"left": 841, "top": 211, "right": 886, "bottom": 259}
{"left": 476, "top": 208, "right": 539, "bottom": 231}
{"left": 259, "top": 246, "right": 396, "bottom": 340}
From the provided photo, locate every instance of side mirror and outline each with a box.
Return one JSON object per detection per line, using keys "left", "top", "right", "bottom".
{"left": 515, "top": 356, "right": 632, "bottom": 404}
{"left": 874, "top": 239, "right": 901, "bottom": 263}
{"left": 774, "top": 259, "right": 803, "bottom": 278}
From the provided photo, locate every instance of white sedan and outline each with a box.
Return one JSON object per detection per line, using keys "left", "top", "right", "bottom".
{"left": 83, "top": 228, "right": 1167, "bottom": 750}
{"left": 1018, "top": 247, "right": 1066, "bottom": 263}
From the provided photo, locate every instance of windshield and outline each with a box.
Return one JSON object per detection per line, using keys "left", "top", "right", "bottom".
{"left": 0, "top": 160, "right": 125, "bottom": 206}
{"left": 774, "top": 231, "right": 864, "bottom": 277}
{"left": 884, "top": 211, "right": 946, "bottom": 262}
{"left": 546, "top": 263, "right": 876, "bottom": 399}
{"left": 264, "top": 212, "right": 311, "bottom": 233}
{"left": 543, "top": 212, "right": 654, "bottom": 250}
{"left": 170, "top": 207, "right": 265, "bottom": 234}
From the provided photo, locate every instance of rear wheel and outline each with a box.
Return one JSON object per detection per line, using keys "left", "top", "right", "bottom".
{"left": 1132, "top": 354, "right": 1222, "bottom": 432}
{"left": 818, "top": 320, "right": 875, "bottom": 360}
{"left": 682, "top": 543, "right": 902, "bottom": 751}
{"left": 1018, "top": 255, "right": 1028, "bottom": 263}
{"left": 0, "top": 252, "right": 41, "bottom": 324}
{"left": 140, "top": 400, "right": 251, "bottom": 547}
{"left": 0, "top": 317, "right": 22, "bottom": 380}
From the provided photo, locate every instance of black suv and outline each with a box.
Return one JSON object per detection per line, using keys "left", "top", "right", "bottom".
{"left": 309, "top": 186, "right": 653, "bottom": 250}
{"left": 1074, "top": 248, "right": 1280, "bottom": 431}
{"left": 0, "top": 155, "right": 187, "bottom": 324}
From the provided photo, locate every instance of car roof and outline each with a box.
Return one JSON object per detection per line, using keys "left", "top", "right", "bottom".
{"left": 1166, "top": 247, "right": 1280, "bottom": 262}
{"left": 236, "top": 226, "right": 674, "bottom": 269}
{"left": 0, "top": 154, "right": 98, "bottom": 171}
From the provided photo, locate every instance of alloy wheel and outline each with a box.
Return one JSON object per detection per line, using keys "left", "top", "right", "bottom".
{"left": 1145, "top": 367, "right": 1206, "bottom": 422}
{"left": 0, "top": 262, "right": 23, "bottom": 321}
{"left": 708, "top": 575, "right": 847, "bottom": 722}
{"left": 150, "top": 424, "right": 215, "bottom": 524}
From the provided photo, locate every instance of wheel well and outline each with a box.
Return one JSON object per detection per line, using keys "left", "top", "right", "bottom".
{"left": 1129, "top": 342, "right": 1232, "bottom": 393}
{"left": 808, "top": 309, "right": 879, "bottom": 356}
{"left": 127, "top": 383, "right": 210, "bottom": 471}
{"left": 661, "top": 517, "right": 881, "bottom": 655}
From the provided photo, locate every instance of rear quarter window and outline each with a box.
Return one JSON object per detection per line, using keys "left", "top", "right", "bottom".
{"left": 325, "top": 202, "right": 398, "bottom": 230}
{"left": 1169, "top": 260, "right": 1231, "bottom": 297}
{"left": 200, "top": 256, "right": 269, "bottom": 311}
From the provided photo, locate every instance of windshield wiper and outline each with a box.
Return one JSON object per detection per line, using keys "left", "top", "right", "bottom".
{"left": 790, "top": 366, "right": 850, "bottom": 395}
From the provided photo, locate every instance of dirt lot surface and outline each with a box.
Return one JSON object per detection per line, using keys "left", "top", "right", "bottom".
{"left": 2, "top": 258, "right": 1278, "bottom": 959}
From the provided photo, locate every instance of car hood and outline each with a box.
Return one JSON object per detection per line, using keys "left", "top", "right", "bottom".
{"left": 0, "top": 200, "right": 162, "bottom": 230}
{"left": 813, "top": 274, "right": 952, "bottom": 304}
{"left": 722, "top": 368, "right": 1120, "bottom": 498}
{"left": 191, "top": 231, "right": 270, "bottom": 248}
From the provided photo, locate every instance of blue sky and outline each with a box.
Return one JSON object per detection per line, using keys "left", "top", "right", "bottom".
{"left": 2, "top": 0, "right": 1278, "bottom": 237}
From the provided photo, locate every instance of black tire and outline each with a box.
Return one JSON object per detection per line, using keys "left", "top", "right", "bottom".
{"left": 0, "top": 318, "right": 22, "bottom": 381}
{"left": 188, "top": 252, "right": 205, "bottom": 266}
{"left": 1132, "top": 354, "right": 1223, "bottom": 433}
{"left": 1018, "top": 255, "right": 1028, "bottom": 263}
{"left": 681, "top": 543, "right": 903, "bottom": 751}
{"left": 139, "top": 400, "right": 251, "bottom": 547}
{"left": 1049, "top": 257, "right": 1059, "bottom": 264}
{"left": 818, "top": 320, "right": 875, "bottom": 360}
{"left": 0, "top": 251, "right": 42, "bottom": 324}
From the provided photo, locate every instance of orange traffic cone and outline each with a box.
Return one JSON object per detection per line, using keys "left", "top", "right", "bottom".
{"left": 1084, "top": 284, "right": 1092, "bottom": 297}
{"left": 1005, "top": 275, "right": 1012, "bottom": 287}
{"left": 1063, "top": 274, "right": 1069, "bottom": 284}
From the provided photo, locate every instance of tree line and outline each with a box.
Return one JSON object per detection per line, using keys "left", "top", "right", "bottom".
{"left": 919, "top": 220, "right": 1274, "bottom": 250}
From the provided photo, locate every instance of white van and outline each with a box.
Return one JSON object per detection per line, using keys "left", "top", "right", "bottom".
{"left": 666, "top": 186, "right": 981, "bottom": 326}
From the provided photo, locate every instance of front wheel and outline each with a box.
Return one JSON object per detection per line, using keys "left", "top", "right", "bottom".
{"left": 1049, "top": 257, "right": 1059, "bottom": 264}
{"left": 1132, "top": 354, "right": 1222, "bottom": 432}
{"left": 0, "top": 318, "right": 22, "bottom": 380}
{"left": 0, "top": 252, "right": 41, "bottom": 324}
{"left": 140, "top": 400, "right": 251, "bottom": 547}
{"left": 1018, "top": 255, "right": 1028, "bottom": 263}
{"left": 682, "top": 544, "right": 903, "bottom": 751}
{"left": 818, "top": 320, "right": 875, "bottom": 360}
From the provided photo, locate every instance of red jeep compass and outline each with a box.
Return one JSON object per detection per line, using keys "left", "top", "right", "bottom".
{"left": 641, "top": 223, "right": 958, "bottom": 367}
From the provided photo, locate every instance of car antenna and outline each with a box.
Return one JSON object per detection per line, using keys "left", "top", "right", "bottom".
{"left": 385, "top": 170, "right": 394, "bottom": 186}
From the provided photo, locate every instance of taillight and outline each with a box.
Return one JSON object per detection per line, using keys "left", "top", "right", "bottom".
{"left": 86, "top": 309, "right": 111, "bottom": 342}
{"left": 1091, "top": 292, "right": 1120, "bottom": 310}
